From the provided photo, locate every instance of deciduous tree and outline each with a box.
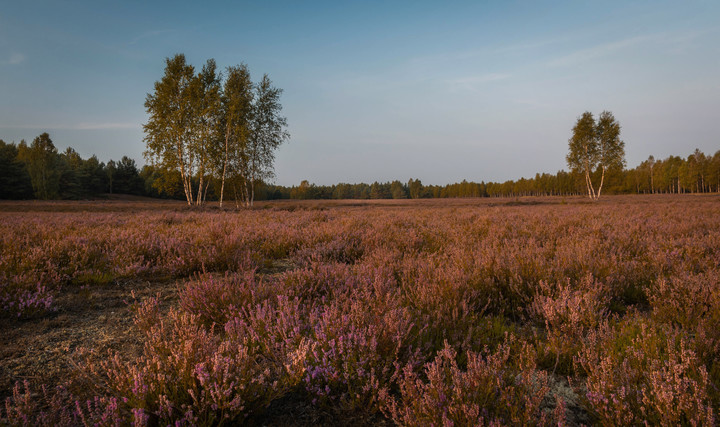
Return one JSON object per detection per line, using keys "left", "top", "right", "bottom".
{"left": 188, "top": 59, "right": 222, "bottom": 205}
{"left": 143, "top": 54, "right": 197, "bottom": 205}
{"left": 244, "top": 74, "right": 289, "bottom": 207}
{"left": 0, "top": 139, "right": 33, "bottom": 199}
{"left": 566, "top": 111, "right": 625, "bottom": 200}
{"left": 17, "top": 133, "right": 60, "bottom": 200}
{"left": 219, "top": 65, "right": 253, "bottom": 208}
{"left": 144, "top": 55, "right": 288, "bottom": 208}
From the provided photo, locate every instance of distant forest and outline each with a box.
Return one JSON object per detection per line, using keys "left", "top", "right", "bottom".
{"left": 1, "top": 133, "right": 718, "bottom": 201}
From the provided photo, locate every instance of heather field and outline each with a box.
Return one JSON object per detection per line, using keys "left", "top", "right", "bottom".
{"left": 1, "top": 195, "right": 719, "bottom": 426}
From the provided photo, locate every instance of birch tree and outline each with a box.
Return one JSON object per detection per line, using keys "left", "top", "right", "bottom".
{"left": 188, "top": 59, "right": 222, "bottom": 206}
{"left": 594, "top": 111, "right": 626, "bottom": 198}
{"left": 143, "top": 54, "right": 197, "bottom": 205}
{"left": 646, "top": 155, "right": 655, "bottom": 193}
{"left": 566, "top": 111, "right": 625, "bottom": 200}
{"left": 244, "top": 74, "right": 289, "bottom": 207}
{"left": 144, "top": 55, "right": 288, "bottom": 207}
{"left": 566, "top": 112, "right": 599, "bottom": 199}
{"left": 219, "top": 65, "right": 253, "bottom": 208}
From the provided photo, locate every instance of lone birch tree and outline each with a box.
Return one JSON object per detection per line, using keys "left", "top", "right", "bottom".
{"left": 143, "top": 54, "right": 197, "bottom": 205}
{"left": 566, "top": 111, "right": 625, "bottom": 200}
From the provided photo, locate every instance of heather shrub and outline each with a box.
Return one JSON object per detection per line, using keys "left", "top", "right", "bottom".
{"left": 304, "top": 278, "right": 422, "bottom": 417}
{"left": 86, "top": 296, "right": 308, "bottom": 424}
{"left": 3, "top": 381, "right": 76, "bottom": 426}
{"left": 381, "top": 339, "right": 557, "bottom": 426}
{"left": 396, "top": 253, "right": 511, "bottom": 356}
{"left": 576, "top": 316, "right": 715, "bottom": 425}
{"left": 178, "top": 270, "right": 273, "bottom": 326}
{"left": 0, "top": 272, "right": 55, "bottom": 318}
{"left": 2, "top": 197, "right": 720, "bottom": 424}
{"left": 531, "top": 274, "right": 609, "bottom": 375}
{"left": 293, "top": 230, "right": 365, "bottom": 265}
{"left": 274, "top": 261, "right": 354, "bottom": 304}
{"left": 648, "top": 270, "right": 720, "bottom": 333}
{"left": 224, "top": 294, "right": 312, "bottom": 383}
{"left": 1, "top": 381, "right": 123, "bottom": 427}
{"left": 648, "top": 270, "right": 720, "bottom": 405}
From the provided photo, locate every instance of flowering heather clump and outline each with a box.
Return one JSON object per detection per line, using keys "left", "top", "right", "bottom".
{"left": 397, "top": 253, "right": 505, "bottom": 354}
{"left": 303, "top": 269, "right": 422, "bottom": 416}
{"left": 576, "top": 316, "right": 715, "bottom": 425}
{"left": 179, "top": 270, "right": 272, "bottom": 326}
{"left": 84, "top": 294, "right": 309, "bottom": 424}
{"left": 647, "top": 270, "right": 720, "bottom": 402}
{"left": 531, "top": 274, "right": 609, "bottom": 374}
{"left": 274, "top": 261, "right": 354, "bottom": 303}
{"left": 0, "top": 273, "right": 54, "bottom": 318}
{"left": 381, "top": 339, "right": 557, "bottom": 426}
{"left": 2, "top": 381, "right": 123, "bottom": 427}
{"left": 292, "top": 228, "right": 365, "bottom": 265}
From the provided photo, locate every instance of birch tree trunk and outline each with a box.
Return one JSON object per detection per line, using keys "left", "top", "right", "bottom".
{"left": 220, "top": 128, "right": 229, "bottom": 208}
{"left": 596, "top": 166, "right": 606, "bottom": 200}
{"left": 243, "top": 178, "right": 250, "bottom": 208}
{"left": 196, "top": 175, "right": 204, "bottom": 206}
{"left": 250, "top": 178, "right": 255, "bottom": 207}
{"left": 232, "top": 184, "right": 240, "bottom": 210}
{"left": 202, "top": 179, "right": 210, "bottom": 204}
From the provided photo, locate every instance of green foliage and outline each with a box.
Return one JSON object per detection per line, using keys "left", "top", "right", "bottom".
{"left": 143, "top": 54, "right": 197, "bottom": 204}
{"left": 596, "top": 111, "right": 626, "bottom": 172}
{"left": 566, "top": 111, "right": 626, "bottom": 199}
{"left": 140, "top": 164, "right": 185, "bottom": 199}
{"left": 566, "top": 111, "right": 598, "bottom": 174}
{"left": 0, "top": 139, "right": 33, "bottom": 199}
{"left": 17, "top": 132, "right": 61, "bottom": 199}
{"left": 111, "top": 156, "right": 144, "bottom": 195}
{"left": 143, "top": 54, "right": 288, "bottom": 207}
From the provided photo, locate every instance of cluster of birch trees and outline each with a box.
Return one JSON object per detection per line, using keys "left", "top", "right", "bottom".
{"left": 143, "top": 54, "right": 288, "bottom": 207}
{"left": 566, "top": 111, "right": 626, "bottom": 200}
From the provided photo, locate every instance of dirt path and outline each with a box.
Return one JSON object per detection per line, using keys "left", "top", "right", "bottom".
{"left": 0, "top": 278, "right": 178, "bottom": 398}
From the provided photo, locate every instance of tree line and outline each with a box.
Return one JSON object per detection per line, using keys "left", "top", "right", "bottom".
{"left": 0, "top": 133, "right": 144, "bottom": 200}
{"left": 273, "top": 147, "right": 720, "bottom": 201}
{"left": 2, "top": 103, "right": 718, "bottom": 202}
{"left": 1, "top": 133, "right": 717, "bottom": 201}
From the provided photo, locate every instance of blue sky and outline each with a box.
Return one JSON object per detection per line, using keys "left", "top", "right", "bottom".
{"left": 1, "top": 1, "right": 718, "bottom": 186}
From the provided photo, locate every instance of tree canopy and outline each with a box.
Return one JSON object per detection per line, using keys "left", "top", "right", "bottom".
{"left": 143, "top": 54, "right": 289, "bottom": 208}
{"left": 567, "top": 111, "right": 626, "bottom": 200}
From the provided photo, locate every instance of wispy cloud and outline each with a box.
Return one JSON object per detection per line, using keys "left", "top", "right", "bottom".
{"left": 409, "top": 35, "right": 566, "bottom": 66}
{"left": 6, "top": 53, "right": 26, "bottom": 65}
{"left": 128, "top": 29, "right": 175, "bottom": 46}
{"left": 448, "top": 73, "right": 510, "bottom": 91}
{"left": 545, "top": 34, "right": 655, "bottom": 68}
{"left": 1, "top": 122, "right": 140, "bottom": 131}
{"left": 514, "top": 98, "right": 551, "bottom": 108}
{"left": 74, "top": 122, "right": 139, "bottom": 130}
{"left": 545, "top": 29, "right": 715, "bottom": 69}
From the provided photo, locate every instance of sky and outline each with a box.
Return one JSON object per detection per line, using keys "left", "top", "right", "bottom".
{"left": 1, "top": 0, "right": 719, "bottom": 186}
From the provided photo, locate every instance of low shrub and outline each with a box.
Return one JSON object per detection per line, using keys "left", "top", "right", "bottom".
{"left": 381, "top": 339, "right": 558, "bottom": 426}
{"left": 576, "top": 316, "right": 715, "bottom": 425}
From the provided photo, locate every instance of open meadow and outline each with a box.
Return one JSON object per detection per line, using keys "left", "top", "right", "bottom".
{"left": 1, "top": 194, "right": 719, "bottom": 425}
